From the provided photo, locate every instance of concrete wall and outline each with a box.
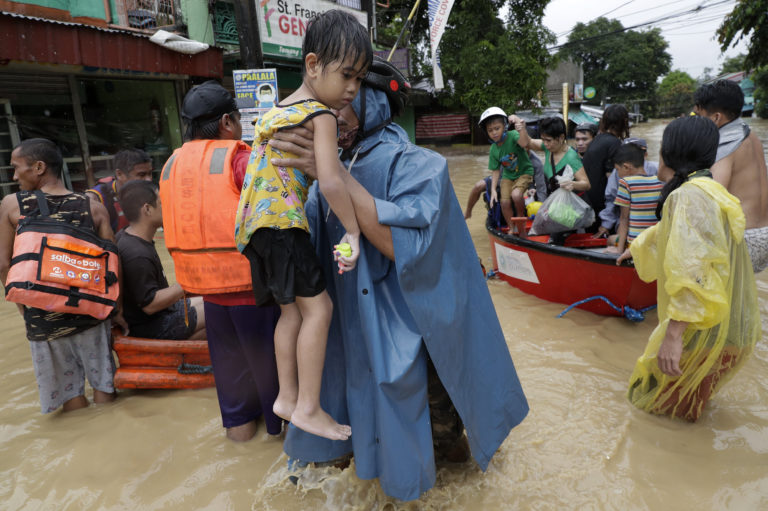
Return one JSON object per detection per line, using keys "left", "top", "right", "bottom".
{"left": 180, "top": 0, "right": 215, "bottom": 45}
{"left": 6, "top": 0, "right": 119, "bottom": 22}
{"left": 545, "top": 59, "right": 584, "bottom": 104}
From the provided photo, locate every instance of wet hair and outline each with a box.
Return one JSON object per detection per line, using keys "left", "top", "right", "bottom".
{"left": 15, "top": 138, "right": 63, "bottom": 178}
{"left": 538, "top": 116, "right": 567, "bottom": 139}
{"left": 114, "top": 148, "right": 151, "bottom": 175}
{"left": 302, "top": 10, "right": 372, "bottom": 76}
{"left": 655, "top": 116, "right": 719, "bottom": 219}
{"left": 119, "top": 179, "right": 159, "bottom": 223}
{"left": 613, "top": 143, "right": 645, "bottom": 168}
{"left": 599, "top": 105, "right": 630, "bottom": 139}
{"left": 694, "top": 80, "right": 744, "bottom": 121}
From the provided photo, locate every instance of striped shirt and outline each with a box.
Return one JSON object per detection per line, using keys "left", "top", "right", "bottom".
{"left": 614, "top": 174, "right": 664, "bottom": 242}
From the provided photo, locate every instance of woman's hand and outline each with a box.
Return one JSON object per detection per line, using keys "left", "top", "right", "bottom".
{"left": 657, "top": 320, "right": 687, "bottom": 377}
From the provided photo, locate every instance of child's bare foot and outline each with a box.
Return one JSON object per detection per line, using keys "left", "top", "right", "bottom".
{"left": 290, "top": 408, "right": 351, "bottom": 441}
{"left": 273, "top": 395, "right": 296, "bottom": 422}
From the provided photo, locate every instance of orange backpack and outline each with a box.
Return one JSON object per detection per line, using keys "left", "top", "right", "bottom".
{"left": 5, "top": 191, "right": 119, "bottom": 319}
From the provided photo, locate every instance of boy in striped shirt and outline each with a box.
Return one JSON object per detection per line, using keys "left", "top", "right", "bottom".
{"left": 607, "top": 144, "right": 663, "bottom": 253}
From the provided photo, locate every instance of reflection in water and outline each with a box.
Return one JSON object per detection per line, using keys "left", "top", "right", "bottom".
{"left": 0, "top": 120, "right": 767, "bottom": 510}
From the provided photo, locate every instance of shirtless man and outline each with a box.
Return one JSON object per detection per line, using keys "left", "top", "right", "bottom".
{"left": 694, "top": 80, "right": 768, "bottom": 272}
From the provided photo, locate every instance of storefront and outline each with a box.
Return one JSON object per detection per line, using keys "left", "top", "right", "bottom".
{"left": 0, "top": 11, "right": 223, "bottom": 198}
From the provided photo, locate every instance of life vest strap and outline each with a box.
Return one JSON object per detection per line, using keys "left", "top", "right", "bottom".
{"left": 5, "top": 281, "right": 117, "bottom": 307}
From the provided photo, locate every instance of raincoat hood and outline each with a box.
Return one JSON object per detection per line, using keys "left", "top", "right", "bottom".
{"left": 348, "top": 86, "right": 397, "bottom": 155}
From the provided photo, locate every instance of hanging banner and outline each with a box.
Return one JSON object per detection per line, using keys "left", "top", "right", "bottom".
{"left": 233, "top": 68, "right": 279, "bottom": 141}
{"left": 427, "top": 0, "right": 454, "bottom": 90}
{"left": 257, "top": 0, "right": 367, "bottom": 61}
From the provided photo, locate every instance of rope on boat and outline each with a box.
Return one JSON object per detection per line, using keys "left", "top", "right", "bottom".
{"left": 177, "top": 363, "right": 213, "bottom": 374}
{"left": 557, "top": 295, "right": 657, "bottom": 322}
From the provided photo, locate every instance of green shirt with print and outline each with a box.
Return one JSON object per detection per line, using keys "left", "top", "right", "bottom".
{"left": 488, "top": 130, "right": 534, "bottom": 181}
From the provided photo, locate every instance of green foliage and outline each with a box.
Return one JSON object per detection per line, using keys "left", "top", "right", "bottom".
{"left": 558, "top": 17, "right": 672, "bottom": 104}
{"left": 375, "top": 0, "right": 555, "bottom": 114}
{"left": 753, "top": 66, "right": 768, "bottom": 118}
{"left": 719, "top": 54, "right": 747, "bottom": 75}
{"left": 718, "top": 0, "right": 768, "bottom": 70}
{"left": 657, "top": 71, "right": 696, "bottom": 117}
{"left": 658, "top": 70, "right": 696, "bottom": 95}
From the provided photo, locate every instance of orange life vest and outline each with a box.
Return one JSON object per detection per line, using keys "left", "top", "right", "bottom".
{"left": 5, "top": 191, "right": 119, "bottom": 319}
{"left": 159, "top": 139, "right": 253, "bottom": 295}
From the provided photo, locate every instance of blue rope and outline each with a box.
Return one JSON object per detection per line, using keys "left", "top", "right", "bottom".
{"left": 557, "top": 295, "right": 656, "bottom": 322}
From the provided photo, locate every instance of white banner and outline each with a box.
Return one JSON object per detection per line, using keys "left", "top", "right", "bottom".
{"left": 427, "top": 0, "right": 454, "bottom": 90}
{"left": 256, "top": 0, "right": 367, "bottom": 60}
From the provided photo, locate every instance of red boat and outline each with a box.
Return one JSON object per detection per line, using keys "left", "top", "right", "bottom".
{"left": 487, "top": 218, "right": 657, "bottom": 317}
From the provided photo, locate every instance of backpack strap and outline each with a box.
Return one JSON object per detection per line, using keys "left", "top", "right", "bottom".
{"left": 32, "top": 190, "right": 50, "bottom": 217}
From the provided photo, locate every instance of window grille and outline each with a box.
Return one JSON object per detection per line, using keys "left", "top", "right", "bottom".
{"left": 114, "top": 0, "right": 177, "bottom": 30}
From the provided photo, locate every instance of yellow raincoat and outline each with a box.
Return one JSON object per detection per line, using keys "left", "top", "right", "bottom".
{"left": 627, "top": 177, "right": 760, "bottom": 421}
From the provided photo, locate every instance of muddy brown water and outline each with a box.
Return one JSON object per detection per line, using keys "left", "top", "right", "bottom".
{"left": 1, "top": 119, "right": 768, "bottom": 510}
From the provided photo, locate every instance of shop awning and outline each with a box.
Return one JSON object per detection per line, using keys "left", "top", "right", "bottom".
{"left": 567, "top": 109, "right": 597, "bottom": 126}
{"left": 0, "top": 11, "right": 222, "bottom": 78}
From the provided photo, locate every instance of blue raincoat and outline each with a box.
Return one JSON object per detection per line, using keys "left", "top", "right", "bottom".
{"left": 284, "top": 86, "right": 529, "bottom": 501}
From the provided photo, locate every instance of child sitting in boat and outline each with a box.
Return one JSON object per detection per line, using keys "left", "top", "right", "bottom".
{"left": 605, "top": 144, "right": 663, "bottom": 254}
{"left": 478, "top": 107, "right": 534, "bottom": 225}
{"left": 233, "top": 9, "right": 371, "bottom": 442}
{"left": 117, "top": 180, "right": 206, "bottom": 340}
{"left": 617, "top": 115, "right": 760, "bottom": 421}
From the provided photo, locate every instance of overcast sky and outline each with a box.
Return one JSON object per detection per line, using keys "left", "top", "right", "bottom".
{"left": 541, "top": 0, "right": 748, "bottom": 80}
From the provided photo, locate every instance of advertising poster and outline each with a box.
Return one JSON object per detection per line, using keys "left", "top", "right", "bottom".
{"left": 257, "top": 0, "right": 367, "bottom": 60}
{"left": 233, "top": 68, "right": 279, "bottom": 141}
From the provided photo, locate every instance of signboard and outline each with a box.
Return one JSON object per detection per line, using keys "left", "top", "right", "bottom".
{"left": 233, "top": 68, "right": 279, "bottom": 141}
{"left": 257, "top": 0, "right": 368, "bottom": 61}
{"left": 494, "top": 243, "right": 540, "bottom": 284}
{"left": 584, "top": 86, "right": 596, "bottom": 100}
{"left": 573, "top": 83, "right": 584, "bottom": 102}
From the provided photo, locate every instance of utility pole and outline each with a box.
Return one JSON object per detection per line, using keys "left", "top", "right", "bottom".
{"left": 233, "top": 0, "right": 264, "bottom": 69}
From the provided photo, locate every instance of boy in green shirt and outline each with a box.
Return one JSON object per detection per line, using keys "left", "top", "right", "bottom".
{"left": 480, "top": 107, "right": 534, "bottom": 225}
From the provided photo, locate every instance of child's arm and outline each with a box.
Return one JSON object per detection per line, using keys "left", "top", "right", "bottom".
{"left": 312, "top": 113, "right": 360, "bottom": 269}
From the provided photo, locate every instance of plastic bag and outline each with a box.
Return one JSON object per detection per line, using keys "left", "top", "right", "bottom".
{"left": 529, "top": 187, "right": 595, "bottom": 235}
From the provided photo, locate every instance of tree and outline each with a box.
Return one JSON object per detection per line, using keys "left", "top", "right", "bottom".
{"left": 558, "top": 17, "right": 672, "bottom": 104}
{"left": 753, "top": 66, "right": 768, "bottom": 118}
{"left": 698, "top": 67, "right": 714, "bottom": 84}
{"left": 657, "top": 70, "right": 696, "bottom": 117}
{"left": 717, "top": 0, "right": 768, "bottom": 70}
{"left": 375, "top": 0, "right": 555, "bottom": 114}
{"left": 719, "top": 54, "right": 747, "bottom": 75}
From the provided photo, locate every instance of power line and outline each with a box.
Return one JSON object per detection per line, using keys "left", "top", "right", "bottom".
{"left": 548, "top": 0, "right": 735, "bottom": 51}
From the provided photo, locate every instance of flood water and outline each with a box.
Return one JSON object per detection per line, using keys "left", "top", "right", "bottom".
{"left": 2, "top": 119, "right": 768, "bottom": 510}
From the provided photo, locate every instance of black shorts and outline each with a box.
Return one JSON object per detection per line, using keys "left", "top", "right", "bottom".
{"left": 242, "top": 228, "right": 326, "bottom": 306}
{"left": 129, "top": 299, "right": 198, "bottom": 340}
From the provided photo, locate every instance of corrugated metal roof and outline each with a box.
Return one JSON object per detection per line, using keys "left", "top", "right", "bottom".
{"left": 0, "top": 11, "right": 222, "bottom": 78}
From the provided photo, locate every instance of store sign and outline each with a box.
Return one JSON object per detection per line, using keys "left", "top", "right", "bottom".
{"left": 584, "top": 86, "right": 596, "bottom": 100}
{"left": 233, "top": 68, "right": 279, "bottom": 141}
{"left": 257, "top": 0, "right": 368, "bottom": 60}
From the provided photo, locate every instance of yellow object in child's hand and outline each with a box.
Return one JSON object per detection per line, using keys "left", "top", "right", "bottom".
{"left": 334, "top": 243, "right": 353, "bottom": 274}
{"left": 334, "top": 243, "right": 352, "bottom": 257}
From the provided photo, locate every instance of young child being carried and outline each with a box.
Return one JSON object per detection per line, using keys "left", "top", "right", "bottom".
{"left": 478, "top": 107, "right": 534, "bottom": 225}
{"left": 606, "top": 143, "right": 664, "bottom": 253}
{"left": 234, "top": 9, "right": 372, "bottom": 441}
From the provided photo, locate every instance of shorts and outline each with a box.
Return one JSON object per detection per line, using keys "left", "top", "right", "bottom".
{"left": 242, "top": 228, "right": 326, "bottom": 306}
{"left": 29, "top": 321, "right": 115, "bottom": 413}
{"left": 500, "top": 174, "right": 534, "bottom": 200}
{"left": 745, "top": 225, "right": 768, "bottom": 273}
{"left": 129, "top": 299, "right": 198, "bottom": 340}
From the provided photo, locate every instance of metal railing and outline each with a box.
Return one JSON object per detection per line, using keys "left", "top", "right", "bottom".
{"left": 114, "top": 0, "right": 177, "bottom": 31}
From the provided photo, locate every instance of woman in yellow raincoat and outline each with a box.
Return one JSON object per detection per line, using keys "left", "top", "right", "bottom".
{"left": 617, "top": 116, "right": 760, "bottom": 421}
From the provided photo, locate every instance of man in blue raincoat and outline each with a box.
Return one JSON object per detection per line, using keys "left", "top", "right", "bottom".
{"left": 270, "top": 57, "right": 528, "bottom": 501}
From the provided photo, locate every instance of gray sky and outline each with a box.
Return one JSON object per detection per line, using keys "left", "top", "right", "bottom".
{"left": 542, "top": 0, "right": 749, "bottom": 80}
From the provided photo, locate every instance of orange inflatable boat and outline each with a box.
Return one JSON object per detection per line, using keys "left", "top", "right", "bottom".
{"left": 112, "top": 329, "right": 215, "bottom": 389}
